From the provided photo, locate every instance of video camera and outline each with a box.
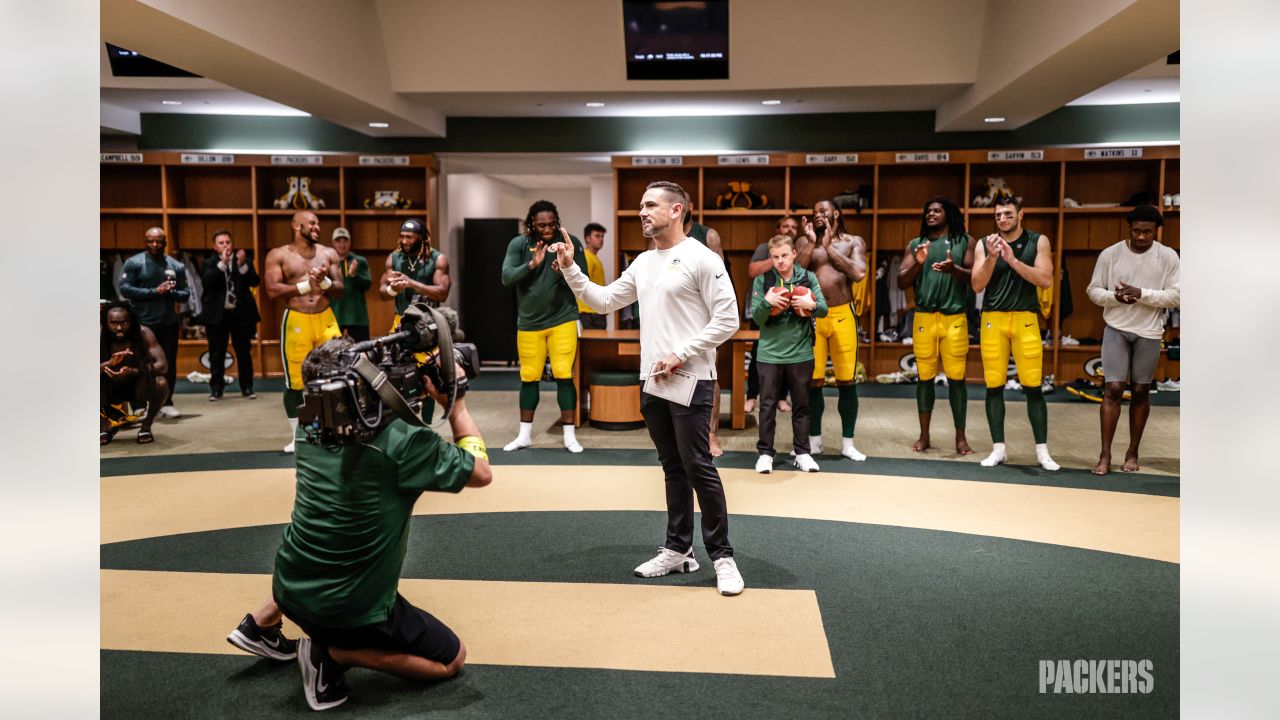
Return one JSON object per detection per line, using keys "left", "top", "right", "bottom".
{"left": 298, "top": 301, "right": 478, "bottom": 447}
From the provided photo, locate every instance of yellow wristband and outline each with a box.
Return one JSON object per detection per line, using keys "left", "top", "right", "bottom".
{"left": 456, "top": 435, "right": 488, "bottom": 461}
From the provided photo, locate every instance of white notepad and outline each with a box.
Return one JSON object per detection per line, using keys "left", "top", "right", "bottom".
{"left": 642, "top": 364, "right": 698, "bottom": 407}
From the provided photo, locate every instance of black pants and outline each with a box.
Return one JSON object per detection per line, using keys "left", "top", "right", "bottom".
{"left": 342, "top": 324, "right": 370, "bottom": 342}
{"left": 640, "top": 380, "right": 733, "bottom": 560}
{"left": 757, "top": 360, "right": 814, "bottom": 456}
{"left": 207, "top": 320, "right": 255, "bottom": 394}
{"left": 145, "top": 322, "right": 179, "bottom": 406}
{"left": 746, "top": 340, "right": 789, "bottom": 403}
{"left": 579, "top": 312, "right": 606, "bottom": 330}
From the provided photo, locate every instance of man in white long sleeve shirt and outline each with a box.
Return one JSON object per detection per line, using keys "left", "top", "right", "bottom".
{"left": 1085, "top": 205, "right": 1180, "bottom": 475}
{"left": 550, "top": 181, "right": 745, "bottom": 596}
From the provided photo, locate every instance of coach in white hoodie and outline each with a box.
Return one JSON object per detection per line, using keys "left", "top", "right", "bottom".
{"left": 550, "top": 180, "right": 745, "bottom": 596}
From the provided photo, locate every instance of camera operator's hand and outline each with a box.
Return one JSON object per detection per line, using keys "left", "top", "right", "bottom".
{"left": 422, "top": 363, "right": 468, "bottom": 407}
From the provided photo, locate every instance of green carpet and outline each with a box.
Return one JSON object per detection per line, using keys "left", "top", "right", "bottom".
{"left": 102, "top": 512, "right": 1178, "bottom": 719}
{"left": 99, "top": 448, "right": 1179, "bottom": 497}
{"left": 172, "top": 375, "right": 1179, "bottom": 406}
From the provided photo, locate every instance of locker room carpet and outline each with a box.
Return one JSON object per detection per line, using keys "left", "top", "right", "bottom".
{"left": 100, "top": 386, "right": 1179, "bottom": 718}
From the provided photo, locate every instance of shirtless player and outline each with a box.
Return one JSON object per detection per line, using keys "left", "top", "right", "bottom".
{"left": 264, "top": 210, "right": 344, "bottom": 452}
{"left": 797, "top": 199, "right": 869, "bottom": 461}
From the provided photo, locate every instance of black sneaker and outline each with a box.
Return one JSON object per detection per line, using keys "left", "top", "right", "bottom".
{"left": 226, "top": 613, "right": 298, "bottom": 661}
{"left": 298, "top": 638, "right": 349, "bottom": 711}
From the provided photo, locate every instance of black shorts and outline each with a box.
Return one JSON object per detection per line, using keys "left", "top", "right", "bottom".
{"left": 276, "top": 592, "right": 460, "bottom": 666}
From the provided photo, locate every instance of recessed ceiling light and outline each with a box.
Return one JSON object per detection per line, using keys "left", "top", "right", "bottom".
{"left": 761, "top": 99, "right": 782, "bottom": 105}
{"left": 585, "top": 102, "right": 606, "bottom": 108}
{"left": 984, "top": 116, "right": 1006, "bottom": 123}
{"left": 368, "top": 122, "right": 389, "bottom": 128}
{"left": 161, "top": 100, "right": 182, "bottom": 106}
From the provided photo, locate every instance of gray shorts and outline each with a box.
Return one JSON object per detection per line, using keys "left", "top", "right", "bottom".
{"left": 1102, "top": 325, "right": 1161, "bottom": 385}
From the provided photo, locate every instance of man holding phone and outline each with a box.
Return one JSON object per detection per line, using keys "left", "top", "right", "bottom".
{"left": 119, "top": 226, "right": 189, "bottom": 417}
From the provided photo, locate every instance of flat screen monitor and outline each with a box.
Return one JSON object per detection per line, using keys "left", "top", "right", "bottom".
{"left": 623, "top": 1, "right": 728, "bottom": 80}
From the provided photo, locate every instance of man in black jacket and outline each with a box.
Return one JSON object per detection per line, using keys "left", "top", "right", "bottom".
{"left": 201, "top": 229, "right": 261, "bottom": 399}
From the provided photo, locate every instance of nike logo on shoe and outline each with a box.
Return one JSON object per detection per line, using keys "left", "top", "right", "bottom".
{"left": 317, "top": 665, "right": 328, "bottom": 693}
{"left": 264, "top": 636, "right": 280, "bottom": 648}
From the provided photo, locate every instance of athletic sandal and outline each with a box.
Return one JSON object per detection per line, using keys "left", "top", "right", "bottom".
{"left": 136, "top": 429, "right": 155, "bottom": 444}
{"left": 100, "top": 430, "right": 116, "bottom": 446}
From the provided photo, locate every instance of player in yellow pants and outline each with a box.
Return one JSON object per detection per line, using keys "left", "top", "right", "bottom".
{"left": 898, "top": 197, "right": 975, "bottom": 454}
{"left": 971, "top": 198, "right": 1059, "bottom": 471}
{"left": 499, "top": 200, "right": 589, "bottom": 453}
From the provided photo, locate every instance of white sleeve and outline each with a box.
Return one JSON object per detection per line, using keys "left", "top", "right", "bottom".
{"left": 563, "top": 260, "right": 638, "bottom": 313}
{"left": 1138, "top": 254, "right": 1180, "bottom": 308}
{"left": 673, "top": 252, "right": 739, "bottom": 362}
{"left": 1086, "top": 250, "right": 1122, "bottom": 307}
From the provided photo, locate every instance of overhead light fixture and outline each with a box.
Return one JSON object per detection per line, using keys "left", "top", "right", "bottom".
{"left": 984, "top": 117, "right": 1005, "bottom": 123}
{"left": 368, "top": 122, "right": 389, "bottom": 128}
{"left": 161, "top": 100, "right": 182, "bottom": 106}
{"left": 585, "top": 102, "right": 606, "bottom": 108}
{"left": 761, "top": 99, "right": 782, "bottom": 105}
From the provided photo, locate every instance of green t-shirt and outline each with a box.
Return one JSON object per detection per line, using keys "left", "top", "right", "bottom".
{"left": 500, "top": 234, "right": 587, "bottom": 331}
{"left": 391, "top": 248, "right": 439, "bottom": 315}
{"left": 908, "top": 233, "right": 970, "bottom": 315}
{"left": 271, "top": 419, "right": 475, "bottom": 629}
{"left": 330, "top": 252, "right": 371, "bottom": 327}
{"left": 982, "top": 229, "right": 1042, "bottom": 312}
{"left": 750, "top": 268, "right": 828, "bottom": 364}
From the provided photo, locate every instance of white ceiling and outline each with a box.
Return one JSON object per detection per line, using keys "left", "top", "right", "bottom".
{"left": 101, "top": 0, "right": 1179, "bottom": 137}
{"left": 100, "top": 87, "right": 309, "bottom": 116}
{"left": 1068, "top": 58, "right": 1180, "bottom": 106}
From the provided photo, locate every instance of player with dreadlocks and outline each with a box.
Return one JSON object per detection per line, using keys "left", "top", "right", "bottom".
{"left": 100, "top": 301, "right": 169, "bottom": 445}
{"left": 500, "top": 199, "right": 589, "bottom": 452}
{"left": 796, "top": 198, "right": 869, "bottom": 462}
{"left": 898, "top": 196, "right": 975, "bottom": 455}
{"left": 381, "top": 218, "right": 451, "bottom": 421}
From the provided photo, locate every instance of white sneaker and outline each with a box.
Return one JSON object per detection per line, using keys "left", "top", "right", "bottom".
{"left": 1004, "top": 379, "right": 1022, "bottom": 391}
{"left": 634, "top": 547, "right": 699, "bottom": 578}
{"left": 283, "top": 441, "right": 295, "bottom": 454}
{"left": 755, "top": 454, "right": 774, "bottom": 474}
{"left": 713, "top": 557, "right": 744, "bottom": 596}
{"left": 840, "top": 439, "right": 867, "bottom": 462}
{"left": 503, "top": 436, "right": 532, "bottom": 452}
{"left": 793, "top": 453, "right": 820, "bottom": 472}
{"left": 159, "top": 405, "right": 181, "bottom": 419}
{"left": 564, "top": 438, "right": 584, "bottom": 453}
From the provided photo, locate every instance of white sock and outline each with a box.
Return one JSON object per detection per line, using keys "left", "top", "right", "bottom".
{"left": 1035, "top": 443, "right": 1060, "bottom": 471}
{"left": 809, "top": 435, "right": 824, "bottom": 454}
{"left": 284, "top": 418, "right": 298, "bottom": 453}
{"left": 981, "top": 442, "right": 1007, "bottom": 467}
{"left": 562, "top": 424, "right": 583, "bottom": 453}
{"left": 504, "top": 421, "right": 534, "bottom": 451}
{"left": 841, "top": 437, "right": 866, "bottom": 461}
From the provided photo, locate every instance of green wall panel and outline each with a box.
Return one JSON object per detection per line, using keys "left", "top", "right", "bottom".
{"left": 137, "top": 104, "right": 1178, "bottom": 154}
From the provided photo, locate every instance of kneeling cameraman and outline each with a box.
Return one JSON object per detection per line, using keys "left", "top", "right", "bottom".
{"left": 227, "top": 336, "right": 491, "bottom": 711}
